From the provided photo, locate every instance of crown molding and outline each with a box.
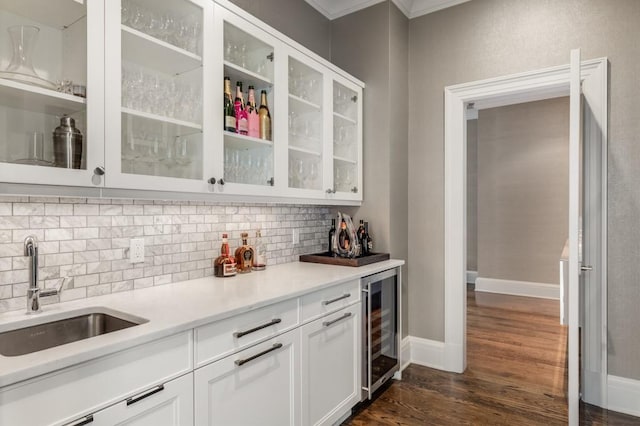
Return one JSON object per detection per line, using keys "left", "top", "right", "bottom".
{"left": 305, "top": 0, "right": 472, "bottom": 20}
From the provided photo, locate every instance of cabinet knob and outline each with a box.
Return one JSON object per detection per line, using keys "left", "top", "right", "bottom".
{"left": 351, "top": 186, "right": 358, "bottom": 193}
{"left": 208, "top": 177, "right": 216, "bottom": 185}
{"left": 267, "top": 52, "right": 274, "bottom": 62}
{"left": 351, "top": 95, "right": 358, "bottom": 103}
{"left": 218, "top": 178, "right": 225, "bottom": 185}
{"left": 93, "top": 166, "right": 105, "bottom": 176}
{"left": 267, "top": 177, "right": 274, "bottom": 186}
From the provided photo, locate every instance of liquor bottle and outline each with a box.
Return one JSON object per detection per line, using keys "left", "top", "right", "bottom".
{"left": 328, "top": 218, "right": 336, "bottom": 255}
{"left": 246, "top": 86, "right": 260, "bottom": 138}
{"left": 252, "top": 230, "right": 266, "bottom": 271}
{"left": 234, "top": 232, "right": 254, "bottom": 273}
{"left": 223, "top": 77, "right": 236, "bottom": 132}
{"left": 338, "top": 218, "right": 350, "bottom": 251}
{"left": 357, "top": 219, "right": 367, "bottom": 256}
{"left": 258, "top": 90, "right": 271, "bottom": 141}
{"left": 364, "top": 221, "right": 373, "bottom": 253}
{"left": 235, "top": 82, "right": 248, "bottom": 135}
{"left": 214, "top": 233, "right": 237, "bottom": 277}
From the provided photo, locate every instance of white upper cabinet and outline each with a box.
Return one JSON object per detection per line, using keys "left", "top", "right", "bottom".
{"left": 0, "top": 0, "right": 105, "bottom": 187}
{"left": 104, "top": 0, "right": 214, "bottom": 193}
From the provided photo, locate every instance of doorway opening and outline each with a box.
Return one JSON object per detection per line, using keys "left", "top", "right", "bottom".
{"left": 442, "top": 57, "right": 608, "bottom": 415}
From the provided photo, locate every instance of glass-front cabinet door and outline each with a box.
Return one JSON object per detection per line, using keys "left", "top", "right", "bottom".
{"left": 0, "top": 0, "right": 105, "bottom": 187}
{"left": 285, "top": 49, "right": 327, "bottom": 198}
{"left": 105, "top": 0, "right": 214, "bottom": 192}
{"left": 331, "top": 74, "right": 362, "bottom": 201}
{"left": 212, "top": 4, "right": 280, "bottom": 196}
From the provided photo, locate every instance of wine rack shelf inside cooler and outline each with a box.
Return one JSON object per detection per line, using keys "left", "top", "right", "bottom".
{"left": 122, "top": 25, "right": 202, "bottom": 76}
{"left": 0, "top": 78, "right": 86, "bottom": 116}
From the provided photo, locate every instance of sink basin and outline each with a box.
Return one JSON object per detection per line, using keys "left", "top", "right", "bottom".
{"left": 0, "top": 309, "right": 147, "bottom": 357}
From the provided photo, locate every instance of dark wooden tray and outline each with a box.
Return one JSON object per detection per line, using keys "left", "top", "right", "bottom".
{"left": 299, "top": 252, "right": 390, "bottom": 267}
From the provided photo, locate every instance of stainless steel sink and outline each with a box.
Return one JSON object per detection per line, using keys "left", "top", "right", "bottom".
{"left": 0, "top": 310, "right": 147, "bottom": 357}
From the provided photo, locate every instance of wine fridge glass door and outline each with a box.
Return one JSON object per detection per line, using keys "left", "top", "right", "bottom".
{"left": 363, "top": 269, "right": 398, "bottom": 400}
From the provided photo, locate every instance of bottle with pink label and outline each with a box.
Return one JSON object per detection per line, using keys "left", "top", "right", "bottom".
{"left": 246, "top": 86, "right": 259, "bottom": 138}
{"left": 234, "top": 81, "right": 248, "bottom": 135}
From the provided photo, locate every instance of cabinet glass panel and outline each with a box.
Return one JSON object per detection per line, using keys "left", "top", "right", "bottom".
{"left": 288, "top": 57, "right": 323, "bottom": 190}
{"left": 0, "top": 0, "right": 88, "bottom": 169}
{"left": 120, "top": 0, "right": 203, "bottom": 180}
{"left": 222, "top": 21, "right": 274, "bottom": 186}
{"left": 333, "top": 81, "right": 358, "bottom": 193}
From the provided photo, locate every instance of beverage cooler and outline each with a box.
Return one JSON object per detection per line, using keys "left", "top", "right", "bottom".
{"left": 361, "top": 268, "right": 399, "bottom": 400}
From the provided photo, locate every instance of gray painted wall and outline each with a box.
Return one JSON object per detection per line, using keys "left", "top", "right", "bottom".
{"left": 477, "top": 98, "right": 569, "bottom": 285}
{"left": 229, "top": 0, "right": 331, "bottom": 60}
{"left": 467, "top": 119, "right": 477, "bottom": 272}
{"left": 408, "top": 0, "right": 640, "bottom": 379}
{"left": 331, "top": 2, "right": 410, "bottom": 337}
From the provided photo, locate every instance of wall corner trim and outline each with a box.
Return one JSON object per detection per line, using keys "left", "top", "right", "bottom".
{"left": 466, "top": 270, "right": 477, "bottom": 284}
{"left": 607, "top": 375, "right": 640, "bottom": 417}
{"left": 475, "top": 277, "right": 560, "bottom": 300}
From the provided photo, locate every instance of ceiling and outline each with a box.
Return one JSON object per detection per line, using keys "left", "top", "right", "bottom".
{"left": 304, "top": 0, "right": 471, "bottom": 20}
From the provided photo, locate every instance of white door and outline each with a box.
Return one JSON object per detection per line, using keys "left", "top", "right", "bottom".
{"left": 300, "top": 303, "right": 361, "bottom": 426}
{"left": 194, "top": 329, "right": 300, "bottom": 426}
{"left": 92, "top": 373, "right": 194, "bottom": 426}
{"left": 567, "top": 48, "right": 582, "bottom": 426}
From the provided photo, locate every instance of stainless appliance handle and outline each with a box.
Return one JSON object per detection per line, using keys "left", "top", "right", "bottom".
{"left": 235, "top": 343, "right": 283, "bottom": 367}
{"left": 361, "top": 281, "right": 372, "bottom": 400}
{"left": 323, "top": 312, "right": 352, "bottom": 327}
{"left": 322, "top": 293, "right": 351, "bottom": 306}
{"left": 233, "top": 318, "right": 282, "bottom": 338}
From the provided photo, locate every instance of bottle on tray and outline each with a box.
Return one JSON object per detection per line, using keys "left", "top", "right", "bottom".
{"left": 328, "top": 218, "right": 336, "bottom": 256}
{"left": 357, "top": 219, "right": 368, "bottom": 256}
{"left": 252, "top": 230, "right": 266, "bottom": 271}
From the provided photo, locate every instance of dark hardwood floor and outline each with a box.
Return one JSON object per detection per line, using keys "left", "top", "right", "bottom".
{"left": 343, "top": 286, "right": 640, "bottom": 425}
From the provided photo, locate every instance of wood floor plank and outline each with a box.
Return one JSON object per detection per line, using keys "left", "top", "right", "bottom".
{"left": 343, "top": 287, "right": 640, "bottom": 425}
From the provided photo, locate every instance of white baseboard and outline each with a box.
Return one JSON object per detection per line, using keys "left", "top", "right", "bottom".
{"left": 475, "top": 277, "right": 559, "bottom": 300}
{"left": 405, "top": 336, "right": 445, "bottom": 370}
{"left": 466, "top": 270, "right": 477, "bottom": 284}
{"left": 608, "top": 375, "right": 640, "bottom": 417}
{"left": 401, "top": 337, "right": 411, "bottom": 371}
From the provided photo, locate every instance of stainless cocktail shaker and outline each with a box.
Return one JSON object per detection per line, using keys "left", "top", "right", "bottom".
{"left": 53, "top": 115, "right": 83, "bottom": 169}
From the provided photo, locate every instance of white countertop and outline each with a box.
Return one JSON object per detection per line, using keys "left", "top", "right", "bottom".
{"left": 0, "top": 259, "right": 403, "bottom": 388}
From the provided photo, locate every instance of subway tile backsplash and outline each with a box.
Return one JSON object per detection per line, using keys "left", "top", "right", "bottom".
{"left": 0, "top": 196, "right": 331, "bottom": 313}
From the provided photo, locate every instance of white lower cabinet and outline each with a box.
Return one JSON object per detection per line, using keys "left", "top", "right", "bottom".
{"left": 92, "top": 373, "right": 193, "bottom": 426}
{"left": 194, "top": 328, "right": 300, "bottom": 426}
{"left": 300, "top": 303, "right": 361, "bottom": 426}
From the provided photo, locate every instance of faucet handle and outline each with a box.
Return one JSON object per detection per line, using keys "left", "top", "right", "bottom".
{"left": 40, "top": 277, "right": 71, "bottom": 298}
{"left": 24, "top": 235, "right": 38, "bottom": 256}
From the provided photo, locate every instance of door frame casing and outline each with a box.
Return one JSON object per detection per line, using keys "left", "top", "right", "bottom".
{"left": 442, "top": 58, "right": 608, "bottom": 406}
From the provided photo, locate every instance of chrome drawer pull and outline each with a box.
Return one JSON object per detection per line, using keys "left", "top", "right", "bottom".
{"left": 66, "top": 415, "right": 93, "bottom": 426}
{"left": 233, "top": 318, "right": 282, "bottom": 338}
{"left": 323, "top": 312, "right": 352, "bottom": 327}
{"left": 235, "top": 343, "right": 283, "bottom": 367}
{"left": 126, "top": 384, "right": 165, "bottom": 406}
{"left": 322, "top": 293, "right": 351, "bottom": 306}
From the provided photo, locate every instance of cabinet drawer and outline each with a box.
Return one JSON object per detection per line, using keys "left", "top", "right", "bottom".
{"left": 300, "top": 279, "right": 360, "bottom": 323}
{"left": 195, "top": 328, "right": 300, "bottom": 426}
{"left": 0, "top": 331, "right": 193, "bottom": 426}
{"left": 194, "top": 298, "right": 299, "bottom": 367}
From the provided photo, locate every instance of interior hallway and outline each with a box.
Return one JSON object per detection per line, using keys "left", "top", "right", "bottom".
{"left": 344, "top": 286, "right": 640, "bottom": 425}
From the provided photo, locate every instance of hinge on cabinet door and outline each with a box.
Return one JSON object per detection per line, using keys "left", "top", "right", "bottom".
{"left": 351, "top": 186, "right": 358, "bottom": 193}
{"left": 351, "top": 95, "right": 358, "bottom": 103}
{"left": 267, "top": 177, "right": 274, "bottom": 186}
{"left": 267, "top": 52, "right": 274, "bottom": 62}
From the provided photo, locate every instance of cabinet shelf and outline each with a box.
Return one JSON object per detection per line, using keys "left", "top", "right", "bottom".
{"left": 122, "top": 108, "right": 202, "bottom": 134}
{"left": 288, "top": 94, "right": 321, "bottom": 111}
{"left": 0, "top": 77, "right": 86, "bottom": 115}
{"left": 333, "top": 155, "right": 357, "bottom": 165}
{"left": 224, "top": 61, "right": 272, "bottom": 87}
{"left": 224, "top": 131, "right": 273, "bottom": 150}
{"left": 0, "top": 0, "right": 86, "bottom": 29}
{"left": 333, "top": 112, "right": 356, "bottom": 125}
{"left": 289, "top": 145, "right": 322, "bottom": 157}
{"left": 122, "top": 25, "right": 202, "bottom": 76}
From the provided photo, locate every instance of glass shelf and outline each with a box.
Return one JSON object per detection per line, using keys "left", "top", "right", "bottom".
{"left": 122, "top": 107, "right": 202, "bottom": 133}
{"left": 0, "top": 77, "right": 85, "bottom": 115}
{"left": 224, "top": 131, "right": 273, "bottom": 150}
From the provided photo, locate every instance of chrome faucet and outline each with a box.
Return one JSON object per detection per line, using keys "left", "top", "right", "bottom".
{"left": 24, "top": 235, "right": 66, "bottom": 314}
